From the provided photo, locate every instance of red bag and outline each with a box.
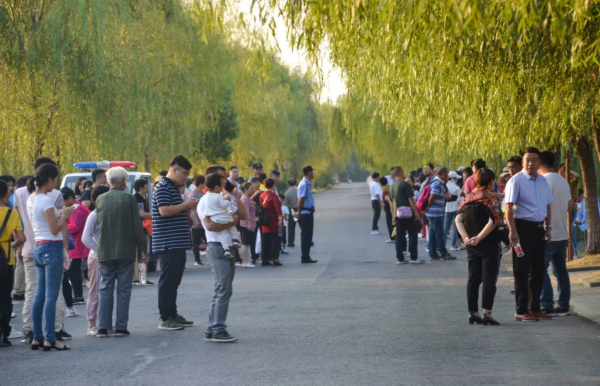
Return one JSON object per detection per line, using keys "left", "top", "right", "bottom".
{"left": 142, "top": 218, "right": 153, "bottom": 235}
{"left": 416, "top": 184, "right": 431, "bottom": 212}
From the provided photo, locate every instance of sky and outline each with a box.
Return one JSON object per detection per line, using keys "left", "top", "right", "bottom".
{"left": 237, "top": 1, "right": 346, "bottom": 103}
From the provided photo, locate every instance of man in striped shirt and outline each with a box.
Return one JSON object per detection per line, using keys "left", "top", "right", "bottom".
{"left": 152, "top": 155, "right": 199, "bottom": 331}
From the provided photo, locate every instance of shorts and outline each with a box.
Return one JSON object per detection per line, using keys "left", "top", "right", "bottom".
{"left": 241, "top": 227, "right": 256, "bottom": 246}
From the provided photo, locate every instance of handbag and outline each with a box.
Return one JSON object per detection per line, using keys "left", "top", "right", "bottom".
{"left": 396, "top": 206, "right": 413, "bottom": 219}
{"left": 256, "top": 193, "right": 272, "bottom": 227}
{"left": 142, "top": 218, "right": 153, "bottom": 235}
{"left": 0, "top": 209, "right": 13, "bottom": 278}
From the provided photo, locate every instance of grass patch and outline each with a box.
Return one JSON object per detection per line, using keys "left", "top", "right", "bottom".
{"left": 567, "top": 254, "right": 600, "bottom": 269}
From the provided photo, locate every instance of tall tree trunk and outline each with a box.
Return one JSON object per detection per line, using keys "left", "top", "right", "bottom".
{"left": 575, "top": 137, "right": 600, "bottom": 255}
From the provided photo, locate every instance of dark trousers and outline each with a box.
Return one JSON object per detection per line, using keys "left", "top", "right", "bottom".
{"left": 157, "top": 249, "right": 186, "bottom": 321}
{"left": 191, "top": 227, "right": 206, "bottom": 262}
{"left": 62, "top": 272, "right": 73, "bottom": 308}
{"left": 371, "top": 200, "right": 381, "bottom": 231}
{"left": 384, "top": 202, "right": 394, "bottom": 239}
{"left": 298, "top": 213, "right": 314, "bottom": 260}
{"left": 467, "top": 245, "right": 501, "bottom": 312}
{"left": 261, "top": 232, "right": 280, "bottom": 262}
{"left": 288, "top": 212, "right": 297, "bottom": 246}
{"left": 395, "top": 217, "right": 418, "bottom": 261}
{"left": 0, "top": 265, "right": 14, "bottom": 336}
{"left": 67, "top": 258, "right": 83, "bottom": 298}
{"left": 512, "top": 219, "right": 546, "bottom": 314}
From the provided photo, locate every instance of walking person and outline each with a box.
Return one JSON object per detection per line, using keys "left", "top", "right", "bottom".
{"left": 240, "top": 182, "right": 256, "bottom": 268}
{"left": 505, "top": 147, "right": 554, "bottom": 322}
{"left": 199, "top": 173, "right": 247, "bottom": 342}
{"left": 95, "top": 167, "right": 148, "bottom": 338}
{"left": 283, "top": 178, "right": 298, "bottom": 247}
{"left": 445, "top": 171, "right": 462, "bottom": 251}
{"left": 0, "top": 180, "right": 26, "bottom": 347}
{"left": 455, "top": 168, "right": 502, "bottom": 326}
{"left": 153, "top": 156, "right": 198, "bottom": 331}
{"left": 538, "top": 151, "right": 573, "bottom": 316}
{"left": 424, "top": 167, "right": 455, "bottom": 260}
{"left": 28, "top": 163, "right": 76, "bottom": 351}
{"left": 369, "top": 173, "right": 383, "bottom": 235}
{"left": 296, "top": 166, "right": 317, "bottom": 263}
{"left": 389, "top": 167, "right": 422, "bottom": 264}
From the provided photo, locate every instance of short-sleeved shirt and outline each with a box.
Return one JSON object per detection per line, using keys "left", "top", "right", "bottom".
{"left": 390, "top": 179, "right": 414, "bottom": 208}
{"left": 298, "top": 177, "right": 314, "bottom": 214}
{"left": 152, "top": 177, "right": 192, "bottom": 253}
{"left": 369, "top": 180, "right": 383, "bottom": 201}
{"left": 80, "top": 188, "right": 95, "bottom": 211}
{"left": 426, "top": 177, "right": 447, "bottom": 217}
{"left": 458, "top": 203, "right": 499, "bottom": 258}
{"left": 28, "top": 193, "right": 63, "bottom": 242}
{"left": 463, "top": 175, "right": 477, "bottom": 195}
{"left": 504, "top": 170, "right": 553, "bottom": 222}
{"left": 542, "top": 172, "right": 571, "bottom": 241}
{"left": 198, "top": 194, "right": 220, "bottom": 243}
{"left": 0, "top": 207, "right": 23, "bottom": 265}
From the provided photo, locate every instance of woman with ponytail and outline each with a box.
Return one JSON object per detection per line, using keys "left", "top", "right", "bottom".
{"left": 26, "top": 163, "right": 76, "bottom": 351}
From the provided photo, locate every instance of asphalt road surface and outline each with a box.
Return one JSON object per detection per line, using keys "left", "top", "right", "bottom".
{"left": 6, "top": 183, "right": 600, "bottom": 386}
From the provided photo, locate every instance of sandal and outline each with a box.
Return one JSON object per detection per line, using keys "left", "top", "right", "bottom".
{"left": 31, "top": 340, "right": 44, "bottom": 350}
{"left": 43, "top": 340, "right": 70, "bottom": 351}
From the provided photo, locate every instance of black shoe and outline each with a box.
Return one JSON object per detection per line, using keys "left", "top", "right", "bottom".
{"left": 261, "top": 261, "right": 273, "bottom": 266}
{"left": 96, "top": 329, "right": 108, "bottom": 338}
{"left": 552, "top": 306, "right": 571, "bottom": 316}
{"left": 56, "top": 329, "right": 72, "bottom": 341}
{"left": 279, "top": 250, "right": 289, "bottom": 255}
{"left": 204, "top": 330, "right": 213, "bottom": 341}
{"left": 175, "top": 314, "right": 194, "bottom": 326}
{"left": 73, "top": 297, "right": 85, "bottom": 305}
{"left": 21, "top": 331, "right": 33, "bottom": 344}
{"left": 251, "top": 259, "right": 257, "bottom": 265}
{"left": 144, "top": 280, "right": 154, "bottom": 285}
{"left": 482, "top": 314, "right": 500, "bottom": 326}
{"left": 429, "top": 255, "right": 442, "bottom": 261}
{"left": 115, "top": 330, "right": 130, "bottom": 337}
{"left": 301, "top": 258, "right": 318, "bottom": 264}
{"left": 12, "top": 294, "right": 25, "bottom": 302}
{"left": 288, "top": 244, "right": 295, "bottom": 248}
{"left": 0, "top": 334, "right": 11, "bottom": 347}
{"left": 211, "top": 330, "right": 238, "bottom": 343}
{"left": 272, "top": 261, "right": 283, "bottom": 266}
{"left": 468, "top": 313, "right": 483, "bottom": 325}
{"left": 441, "top": 253, "right": 456, "bottom": 260}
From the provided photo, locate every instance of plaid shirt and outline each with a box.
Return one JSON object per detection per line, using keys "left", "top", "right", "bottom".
{"left": 95, "top": 187, "right": 147, "bottom": 262}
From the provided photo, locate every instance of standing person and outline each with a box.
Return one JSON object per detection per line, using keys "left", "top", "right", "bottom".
{"left": 390, "top": 167, "right": 422, "bottom": 264}
{"left": 74, "top": 177, "right": 88, "bottom": 200}
{"left": 0, "top": 175, "right": 16, "bottom": 209}
{"left": 455, "top": 168, "right": 502, "bottom": 326}
{"left": 507, "top": 156, "right": 523, "bottom": 177}
{"left": 505, "top": 147, "right": 554, "bottom": 322}
{"left": 279, "top": 192, "right": 290, "bottom": 255}
{"left": 283, "top": 178, "right": 299, "bottom": 247}
{"left": 248, "top": 163, "right": 263, "bottom": 183}
{"left": 132, "top": 179, "right": 153, "bottom": 285}
{"left": 538, "top": 151, "right": 572, "bottom": 316}
{"left": 28, "top": 164, "right": 76, "bottom": 351}
{"left": 199, "top": 173, "right": 247, "bottom": 343}
{"left": 81, "top": 185, "right": 110, "bottom": 335}
{"left": 61, "top": 187, "right": 90, "bottom": 307}
{"left": 228, "top": 167, "right": 241, "bottom": 196}
{"left": 260, "top": 178, "right": 283, "bottom": 266}
{"left": 445, "top": 171, "right": 462, "bottom": 252}
{"left": 270, "top": 170, "right": 281, "bottom": 193}
{"left": 424, "top": 167, "right": 455, "bottom": 260}
{"left": 369, "top": 172, "right": 383, "bottom": 235}
{"left": 250, "top": 177, "right": 263, "bottom": 264}
{"left": 80, "top": 169, "right": 107, "bottom": 211}
{"left": 464, "top": 159, "right": 486, "bottom": 195}
{"left": 0, "top": 180, "right": 26, "bottom": 347}
{"left": 380, "top": 177, "right": 395, "bottom": 243}
{"left": 296, "top": 166, "right": 318, "bottom": 264}
{"left": 95, "top": 167, "right": 148, "bottom": 338}
{"left": 152, "top": 156, "right": 198, "bottom": 331}
{"left": 189, "top": 175, "right": 207, "bottom": 266}
{"left": 240, "top": 182, "right": 256, "bottom": 268}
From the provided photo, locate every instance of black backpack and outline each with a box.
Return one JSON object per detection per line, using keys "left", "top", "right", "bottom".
{"left": 256, "top": 193, "right": 272, "bottom": 227}
{"left": 0, "top": 209, "right": 13, "bottom": 279}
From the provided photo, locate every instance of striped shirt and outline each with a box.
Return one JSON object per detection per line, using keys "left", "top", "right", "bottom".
{"left": 152, "top": 177, "right": 191, "bottom": 253}
{"left": 426, "top": 177, "right": 447, "bottom": 217}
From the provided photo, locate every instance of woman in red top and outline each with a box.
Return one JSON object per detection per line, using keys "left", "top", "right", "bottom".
{"left": 260, "top": 178, "right": 283, "bottom": 267}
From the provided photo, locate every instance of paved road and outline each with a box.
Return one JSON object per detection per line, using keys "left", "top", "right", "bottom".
{"left": 6, "top": 183, "right": 600, "bottom": 386}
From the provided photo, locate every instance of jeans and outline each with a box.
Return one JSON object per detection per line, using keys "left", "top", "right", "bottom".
{"left": 512, "top": 219, "right": 546, "bottom": 315}
{"left": 157, "top": 249, "right": 187, "bottom": 321}
{"left": 22, "top": 258, "right": 64, "bottom": 334}
{"left": 427, "top": 216, "right": 447, "bottom": 257}
{"left": 395, "top": 217, "right": 418, "bottom": 261}
{"left": 371, "top": 200, "right": 381, "bottom": 231}
{"left": 0, "top": 265, "right": 14, "bottom": 337}
{"left": 98, "top": 259, "right": 134, "bottom": 330}
{"left": 298, "top": 213, "right": 314, "bottom": 260}
{"left": 540, "top": 240, "right": 571, "bottom": 309}
{"left": 467, "top": 244, "right": 501, "bottom": 312}
{"left": 384, "top": 202, "right": 394, "bottom": 239}
{"left": 207, "top": 243, "right": 235, "bottom": 332}
{"left": 571, "top": 214, "right": 578, "bottom": 256}
{"left": 32, "top": 241, "right": 64, "bottom": 342}
{"left": 443, "top": 211, "right": 458, "bottom": 248}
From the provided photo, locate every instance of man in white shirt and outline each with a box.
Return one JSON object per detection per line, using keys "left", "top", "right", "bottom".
{"left": 538, "top": 151, "right": 573, "bottom": 316}
{"left": 199, "top": 171, "right": 246, "bottom": 343}
{"left": 444, "top": 171, "right": 462, "bottom": 251}
{"left": 369, "top": 172, "right": 383, "bottom": 235}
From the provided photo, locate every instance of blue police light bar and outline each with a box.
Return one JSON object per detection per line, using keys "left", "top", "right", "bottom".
{"left": 73, "top": 161, "right": 136, "bottom": 169}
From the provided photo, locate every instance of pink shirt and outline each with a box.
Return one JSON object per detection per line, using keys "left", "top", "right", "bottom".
{"left": 464, "top": 175, "right": 477, "bottom": 195}
{"left": 240, "top": 195, "right": 256, "bottom": 229}
{"left": 67, "top": 201, "right": 91, "bottom": 259}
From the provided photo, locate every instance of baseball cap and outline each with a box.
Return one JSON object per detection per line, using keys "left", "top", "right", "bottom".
{"left": 448, "top": 171, "right": 462, "bottom": 180}
{"left": 457, "top": 166, "right": 465, "bottom": 173}
{"left": 302, "top": 165, "right": 315, "bottom": 175}
{"left": 252, "top": 163, "right": 263, "bottom": 170}
{"left": 500, "top": 167, "right": 510, "bottom": 178}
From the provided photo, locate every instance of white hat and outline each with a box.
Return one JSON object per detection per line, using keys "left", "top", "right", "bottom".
{"left": 457, "top": 166, "right": 466, "bottom": 173}
{"left": 448, "top": 171, "right": 462, "bottom": 180}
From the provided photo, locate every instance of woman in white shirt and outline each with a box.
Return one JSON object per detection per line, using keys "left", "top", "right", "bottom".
{"left": 27, "top": 164, "right": 75, "bottom": 351}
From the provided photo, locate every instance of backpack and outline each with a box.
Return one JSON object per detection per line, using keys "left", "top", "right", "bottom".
{"left": 0, "top": 209, "right": 13, "bottom": 279}
{"left": 416, "top": 184, "right": 431, "bottom": 212}
{"left": 256, "top": 193, "right": 272, "bottom": 227}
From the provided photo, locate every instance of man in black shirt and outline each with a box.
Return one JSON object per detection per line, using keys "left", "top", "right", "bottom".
{"left": 81, "top": 168, "right": 107, "bottom": 211}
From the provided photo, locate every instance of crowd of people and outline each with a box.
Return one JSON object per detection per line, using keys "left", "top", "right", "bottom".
{"left": 369, "top": 147, "right": 583, "bottom": 324}
{"left": 0, "top": 156, "right": 318, "bottom": 348}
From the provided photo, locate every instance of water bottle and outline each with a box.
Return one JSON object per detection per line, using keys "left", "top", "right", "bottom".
{"left": 138, "top": 263, "right": 147, "bottom": 285}
{"left": 514, "top": 243, "right": 525, "bottom": 257}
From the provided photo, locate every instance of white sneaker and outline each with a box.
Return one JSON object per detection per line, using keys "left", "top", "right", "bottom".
{"left": 385, "top": 239, "right": 395, "bottom": 243}
{"left": 450, "top": 247, "right": 459, "bottom": 252}
{"left": 87, "top": 327, "right": 99, "bottom": 336}
{"left": 11, "top": 312, "right": 16, "bottom": 318}
{"left": 244, "top": 263, "right": 255, "bottom": 268}
{"left": 83, "top": 280, "right": 90, "bottom": 288}
{"left": 370, "top": 230, "right": 381, "bottom": 235}
{"left": 235, "top": 262, "right": 242, "bottom": 267}
{"left": 66, "top": 308, "right": 79, "bottom": 317}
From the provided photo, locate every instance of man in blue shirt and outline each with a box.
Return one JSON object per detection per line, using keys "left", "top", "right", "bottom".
{"left": 425, "top": 167, "right": 455, "bottom": 260}
{"left": 505, "top": 147, "right": 554, "bottom": 322}
{"left": 296, "top": 166, "right": 317, "bottom": 263}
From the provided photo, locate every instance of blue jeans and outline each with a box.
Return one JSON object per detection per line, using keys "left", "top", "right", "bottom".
{"left": 207, "top": 243, "right": 235, "bottom": 332}
{"left": 443, "top": 211, "right": 458, "bottom": 248}
{"left": 540, "top": 240, "right": 571, "bottom": 309}
{"left": 427, "top": 215, "right": 447, "bottom": 257}
{"left": 32, "top": 241, "right": 64, "bottom": 342}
